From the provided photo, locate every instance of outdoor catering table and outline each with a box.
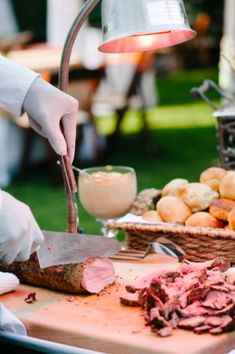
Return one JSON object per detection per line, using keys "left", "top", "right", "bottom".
{"left": 7, "top": 45, "right": 83, "bottom": 74}
{"left": 6, "top": 45, "right": 105, "bottom": 88}
{"left": 1, "top": 260, "right": 235, "bottom": 354}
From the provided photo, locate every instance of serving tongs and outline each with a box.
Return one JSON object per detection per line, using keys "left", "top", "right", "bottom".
{"left": 59, "top": 155, "right": 79, "bottom": 233}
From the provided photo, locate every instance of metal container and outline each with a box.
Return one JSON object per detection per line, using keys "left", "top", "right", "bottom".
{"left": 191, "top": 79, "right": 235, "bottom": 169}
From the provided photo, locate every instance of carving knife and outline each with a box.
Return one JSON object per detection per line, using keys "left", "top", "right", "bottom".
{"left": 37, "top": 230, "right": 122, "bottom": 269}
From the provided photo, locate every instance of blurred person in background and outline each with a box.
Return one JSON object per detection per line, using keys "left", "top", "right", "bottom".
{"left": 0, "top": 0, "right": 21, "bottom": 189}
{"left": 219, "top": 0, "right": 235, "bottom": 97}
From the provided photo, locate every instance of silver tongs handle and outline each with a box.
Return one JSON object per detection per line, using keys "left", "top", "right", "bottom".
{"left": 59, "top": 155, "right": 79, "bottom": 233}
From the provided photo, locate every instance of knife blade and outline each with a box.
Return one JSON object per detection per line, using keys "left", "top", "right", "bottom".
{"left": 37, "top": 231, "right": 122, "bottom": 269}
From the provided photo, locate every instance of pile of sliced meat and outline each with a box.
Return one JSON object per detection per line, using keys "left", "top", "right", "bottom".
{"left": 120, "top": 257, "right": 235, "bottom": 337}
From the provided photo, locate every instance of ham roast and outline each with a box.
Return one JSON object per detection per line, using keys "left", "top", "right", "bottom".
{"left": 0, "top": 254, "right": 116, "bottom": 294}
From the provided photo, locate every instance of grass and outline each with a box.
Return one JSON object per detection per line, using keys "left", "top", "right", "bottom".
{"left": 6, "top": 68, "right": 221, "bottom": 235}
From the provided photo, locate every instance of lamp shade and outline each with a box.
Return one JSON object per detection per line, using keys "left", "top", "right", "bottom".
{"left": 99, "top": 0, "right": 196, "bottom": 53}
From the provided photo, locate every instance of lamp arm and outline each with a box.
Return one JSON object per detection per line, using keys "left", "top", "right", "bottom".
{"left": 59, "top": 0, "right": 101, "bottom": 92}
{"left": 58, "top": 0, "right": 101, "bottom": 233}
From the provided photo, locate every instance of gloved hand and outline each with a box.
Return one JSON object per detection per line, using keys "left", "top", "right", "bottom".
{"left": 0, "top": 191, "right": 44, "bottom": 264}
{"left": 23, "top": 77, "right": 78, "bottom": 162}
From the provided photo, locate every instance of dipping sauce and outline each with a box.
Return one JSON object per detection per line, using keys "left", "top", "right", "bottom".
{"left": 79, "top": 167, "right": 137, "bottom": 219}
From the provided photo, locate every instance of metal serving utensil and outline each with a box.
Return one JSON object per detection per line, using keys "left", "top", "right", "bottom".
{"left": 57, "top": 160, "right": 89, "bottom": 177}
{"left": 110, "top": 239, "right": 185, "bottom": 262}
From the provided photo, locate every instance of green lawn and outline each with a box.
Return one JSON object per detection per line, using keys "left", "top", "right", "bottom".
{"left": 6, "top": 68, "right": 221, "bottom": 235}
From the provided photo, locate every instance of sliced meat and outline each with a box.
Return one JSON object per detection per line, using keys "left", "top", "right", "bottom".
{"left": 205, "top": 269, "right": 226, "bottom": 286}
{"left": 209, "top": 327, "right": 223, "bottom": 334}
{"left": 219, "top": 315, "right": 234, "bottom": 331}
{"left": 163, "top": 297, "right": 180, "bottom": 320}
{"left": 201, "top": 290, "right": 232, "bottom": 310}
{"left": 149, "top": 279, "right": 169, "bottom": 303}
{"left": 120, "top": 290, "right": 140, "bottom": 306}
{"left": 157, "top": 326, "right": 173, "bottom": 337}
{"left": 160, "top": 271, "right": 181, "bottom": 284}
{"left": 169, "top": 311, "right": 180, "bottom": 329}
{"left": 209, "top": 303, "right": 234, "bottom": 316}
{"left": 179, "top": 257, "right": 230, "bottom": 274}
{"left": 187, "top": 286, "right": 209, "bottom": 305}
{"left": 178, "top": 316, "right": 207, "bottom": 329}
{"left": 148, "top": 307, "right": 172, "bottom": 335}
{"left": 205, "top": 316, "right": 224, "bottom": 327}
{"left": 194, "top": 325, "right": 212, "bottom": 334}
{"left": 138, "top": 287, "right": 148, "bottom": 308}
{"left": 180, "top": 301, "right": 209, "bottom": 318}
{"left": 208, "top": 316, "right": 234, "bottom": 335}
{"left": 127, "top": 270, "right": 166, "bottom": 290}
{"left": 120, "top": 257, "right": 235, "bottom": 338}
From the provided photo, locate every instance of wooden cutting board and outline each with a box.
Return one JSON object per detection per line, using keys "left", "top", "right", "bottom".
{"left": 1, "top": 260, "right": 235, "bottom": 354}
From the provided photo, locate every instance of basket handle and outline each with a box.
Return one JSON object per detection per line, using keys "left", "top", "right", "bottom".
{"left": 190, "top": 79, "right": 232, "bottom": 110}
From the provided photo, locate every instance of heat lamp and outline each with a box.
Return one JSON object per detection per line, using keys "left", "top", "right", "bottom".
{"left": 58, "top": 0, "right": 196, "bottom": 232}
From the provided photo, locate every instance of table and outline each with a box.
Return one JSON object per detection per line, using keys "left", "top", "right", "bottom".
{"left": 1, "top": 260, "right": 235, "bottom": 354}
{"left": 7, "top": 46, "right": 82, "bottom": 74}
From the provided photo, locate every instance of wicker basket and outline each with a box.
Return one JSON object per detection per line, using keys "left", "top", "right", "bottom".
{"left": 108, "top": 189, "right": 235, "bottom": 266}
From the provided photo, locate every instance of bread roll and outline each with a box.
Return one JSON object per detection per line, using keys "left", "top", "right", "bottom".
{"left": 156, "top": 196, "right": 192, "bottom": 224}
{"left": 142, "top": 210, "right": 162, "bottom": 222}
{"left": 178, "top": 183, "right": 218, "bottom": 212}
{"left": 226, "top": 170, "right": 235, "bottom": 174}
{"left": 224, "top": 224, "right": 232, "bottom": 231}
{"left": 162, "top": 178, "right": 189, "bottom": 197}
{"left": 185, "top": 212, "right": 224, "bottom": 228}
{"left": 228, "top": 207, "right": 235, "bottom": 230}
{"left": 219, "top": 171, "right": 235, "bottom": 200}
{"left": 199, "top": 167, "right": 227, "bottom": 191}
{"left": 209, "top": 198, "right": 235, "bottom": 221}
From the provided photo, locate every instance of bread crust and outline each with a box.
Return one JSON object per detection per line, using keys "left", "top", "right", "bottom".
{"left": 219, "top": 171, "right": 235, "bottom": 200}
{"left": 178, "top": 183, "right": 218, "bottom": 212}
{"left": 157, "top": 196, "right": 192, "bottom": 224}
{"left": 209, "top": 198, "right": 235, "bottom": 221}
{"left": 200, "top": 167, "right": 227, "bottom": 191}
{"left": 162, "top": 178, "right": 188, "bottom": 197}
{"left": 185, "top": 212, "right": 224, "bottom": 228}
{"left": 142, "top": 210, "right": 163, "bottom": 222}
{"left": 228, "top": 207, "right": 235, "bottom": 230}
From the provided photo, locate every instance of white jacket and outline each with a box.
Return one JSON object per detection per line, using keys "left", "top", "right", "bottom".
{"left": 0, "top": 54, "right": 39, "bottom": 194}
{"left": 0, "top": 55, "right": 38, "bottom": 116}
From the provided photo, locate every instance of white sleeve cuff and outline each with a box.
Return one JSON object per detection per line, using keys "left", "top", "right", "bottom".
{"left": 0, "top": 55, "right": 39, "bottom": 116}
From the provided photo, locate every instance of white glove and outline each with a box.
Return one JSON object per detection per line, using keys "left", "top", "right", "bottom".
{"left": 0, "top": 272, "right": 19, "bottom": 295}
{"left": 23, "top": 77, "right": 78, "bottom": 162}
{"left": 0, "top": 191, "right": 44, "bottom": 264}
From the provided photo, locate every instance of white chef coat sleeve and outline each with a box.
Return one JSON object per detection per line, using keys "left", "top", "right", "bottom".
{"left": 0, "top": 304, "right": 27, "bottom": 335}
{"left": 0, "top": 55, "right": 39, "bottom": 116}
